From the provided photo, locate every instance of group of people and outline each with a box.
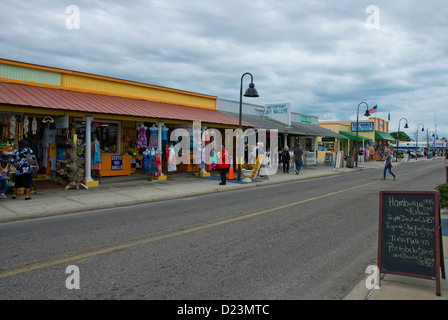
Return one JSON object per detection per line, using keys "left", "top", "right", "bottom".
{"left": 279, "top": 145, "right": 305, "bottom": 175}
{"left": 1, "top": 139, "right": 38, "bottom": 200}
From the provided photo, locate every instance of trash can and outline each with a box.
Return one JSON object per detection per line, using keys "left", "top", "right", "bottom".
{"left": 346, "top": 156, "right": 354, "bottom": 168}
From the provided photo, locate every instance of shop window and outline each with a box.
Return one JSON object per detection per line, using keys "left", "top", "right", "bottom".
{"left": 75, "top": 120, "right": 120, "bottom": 155}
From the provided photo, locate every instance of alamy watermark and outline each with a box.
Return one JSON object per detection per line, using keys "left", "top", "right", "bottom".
{"left": 169, "top": 121, "right": 279, "bottom": 174}
{"left": 66, "top": 5, "right": 80, "bottom": 30}
{"left": 365, "top": 265, "right": 380, "bottom": 290}
{"left": 365, "top": 5, "right": 380, "bottom": 30}
{"left": 65, "top": 265, "right": 80, "bottom": 289}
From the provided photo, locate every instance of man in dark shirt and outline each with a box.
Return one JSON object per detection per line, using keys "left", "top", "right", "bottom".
{"left": 293, "top": 144, "right": 304, "bottom": 174}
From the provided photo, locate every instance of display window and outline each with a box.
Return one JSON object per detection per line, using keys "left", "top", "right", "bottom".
{"left": 75, "top": 119, "right": 121, "bottom": 155}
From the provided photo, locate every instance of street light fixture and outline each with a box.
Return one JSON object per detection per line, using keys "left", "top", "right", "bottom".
{"left": 396, "top": 117, "right": 409, "bottom": 153}
{"left": 238, "top": 72, "right": 259, "bottom": 181}
{"left": 416, "top": 123, "right": 424, "bottom": 156}
{"left": 355, "top": 102, "right": 372, "bottom": 167}
{"left": 426, "top": 129, "right": 436, "bottom": 159}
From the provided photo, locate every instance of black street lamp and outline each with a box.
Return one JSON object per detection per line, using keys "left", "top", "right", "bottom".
{"left": 416, "top": 123, "right": 424, "bottom": 157}
{"left": 396, "top": 117, "right": 409, "bottom": 153}
{"left": 238, "top": 72, "right": 259, "bottom": 181}
{"left": 355, "top": 102, "right": 372, "bottom": 167}
{"left": 426, "top": 129, "right": 437, "bottom": 159}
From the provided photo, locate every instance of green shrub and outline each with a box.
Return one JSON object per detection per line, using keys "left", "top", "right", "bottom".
{"left": 436, "top": 183, "right": 448, "bottom": 209}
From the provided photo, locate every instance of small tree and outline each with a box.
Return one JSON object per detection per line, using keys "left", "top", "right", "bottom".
{"left": 390, "top": 131, "right": 411, "bottom": 142}
{"left": 436, "top": 183, "right": 448, "bottom": 209}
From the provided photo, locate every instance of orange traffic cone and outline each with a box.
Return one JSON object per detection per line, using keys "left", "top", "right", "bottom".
{"left": 228, "top": 156, "right": 234, "bottom": 180}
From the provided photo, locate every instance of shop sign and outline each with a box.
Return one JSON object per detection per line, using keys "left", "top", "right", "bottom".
{"left": 351, "top": 122, "right": 374, "bottom": 132}
{"left": 264, "top": 103, "right": 291, "bottom": 126}
{"left": 111, "top": 155, "right": 123, "bottom": 170}
{"left": 301, "top": 116, "right": 312, "bottom": 123}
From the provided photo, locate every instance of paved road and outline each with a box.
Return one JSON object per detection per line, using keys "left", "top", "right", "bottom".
{"left": 0, "top": 159, "right": 444, "bottom": 300}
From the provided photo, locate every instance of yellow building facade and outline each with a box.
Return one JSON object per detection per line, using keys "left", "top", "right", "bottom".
{"left": 319, "top": 117, "right": 395, "bottom": 161}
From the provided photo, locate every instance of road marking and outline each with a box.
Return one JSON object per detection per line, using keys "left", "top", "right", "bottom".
{"left": 0, "top": 161, "right": 441, "bottom": 279}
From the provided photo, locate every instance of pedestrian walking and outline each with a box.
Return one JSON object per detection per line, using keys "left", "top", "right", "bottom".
{"left": 381, "top": 150, "right": 396, "bottom": 180}
{"left": 217, "top": 145, "right": 229, "bottom": 185}
{"left": 9, "top": 139, "right": 39, "bottom": 200}
{"left": 281, "top": 146, "right": 290, "bottom": 173}
{"left": 293, "top": 144, "right": 305, "bottom": 175}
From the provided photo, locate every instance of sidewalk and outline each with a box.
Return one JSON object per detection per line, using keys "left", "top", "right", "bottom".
{"left": 0, "top": 159, "right": 383, "bottom": 223}
{"left": 1, "top": 157, "right": 447, "bottom": 300}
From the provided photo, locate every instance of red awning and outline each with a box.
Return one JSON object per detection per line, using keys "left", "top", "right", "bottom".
{"left": 0, "top": 81, "right": 250, "bottom": 127}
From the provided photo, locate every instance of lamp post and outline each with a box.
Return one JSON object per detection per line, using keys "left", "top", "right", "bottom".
{"left": 238, "top": 72, "right": 259, "bottom": 181}
{"left": 355, "top": 102, "right": 372, "bottom": 167}
{"left": 426, "top": 129, "right": 436, "bottom": 159}
{"left": 416, "top": 123, "right": 424, "bottom": 158}
{"left": 396, "top": 117, "right": 409, "bottom": 154}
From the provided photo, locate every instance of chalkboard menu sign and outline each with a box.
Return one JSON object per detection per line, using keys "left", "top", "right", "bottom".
{"left": 378, "top": 191, "right": 445, "bottom": 296}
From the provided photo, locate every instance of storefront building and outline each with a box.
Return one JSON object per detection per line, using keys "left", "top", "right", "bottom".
{"left": 217, "top": 99, "right": 343, "bottom": 166}
{"left": 0, "top": 59, "right": 249, "bottom": 187}
{"left": 319, "top": 117, "right": 395, "bottom": 161}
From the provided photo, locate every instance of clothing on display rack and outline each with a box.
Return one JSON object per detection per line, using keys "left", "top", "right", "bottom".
{"left": 137, "top": 124, "right": 147, "bottom": 148}
{"left": 142, "top": 148, "right": 151, "bottom": 173}
{"left": 41, "top": 123, "right": 56, "bottom": 170}
{"left": 23, "top": 116, "right": 29, "bottom": 138}
{"left": 92, "top": 139, "right": 102, "bottom": 170}
{"left": 31, "top": 118, "right": 38, "bottom": 135}
{"left": 162, "top": 126, "right": 168, "bottom": 141}
{"left": 156, "top": 150, "right": 162, "bottom": 176}
{"left": 9, "top": 115, "right": 16, "bottom": 139}
{"left": 168, "top": 145, "right": 177, "bottom": 172}
{"left": 149, "top": 124, "right": 157, "bottom": 148}
{"left": 198, "top": 142, "right": 205, "bottom": 170}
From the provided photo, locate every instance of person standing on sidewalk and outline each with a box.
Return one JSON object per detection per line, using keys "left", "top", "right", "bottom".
{"left": 293, "top": 144, "right": 305, "bottom": 175}
{"left": 217, "top": 145, "right": 229, "bottom": 185}
{"left": 281, "top": 146, "right": 290, "bottom": 173}
{"left": 381, "top": 150, "right": 396, "bottom": 180}
{"left": 358, "top": 147, "right": 364, "bottom": 163}
{"left": 10, "top": 139, "right": 39, "bottom": 200}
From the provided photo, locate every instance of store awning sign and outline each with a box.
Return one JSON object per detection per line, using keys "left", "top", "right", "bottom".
{"left": 351, "top": 122, "right": 374, "bottom": 132}
{"left": 264, "top": 103, "right": 291, "bottom": 126}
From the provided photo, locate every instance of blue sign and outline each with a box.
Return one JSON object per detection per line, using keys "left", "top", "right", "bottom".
{"left": 111, "top": 155, "right": 123, "bottom": 170}
{"left": 351, "top": 122, "right": 374, "bottom": 132}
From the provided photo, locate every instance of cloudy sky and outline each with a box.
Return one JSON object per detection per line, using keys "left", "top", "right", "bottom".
{"left": 0, "top": 0, "right": 447, "bottom": 141}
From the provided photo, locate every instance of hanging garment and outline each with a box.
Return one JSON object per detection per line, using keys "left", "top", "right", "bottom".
{"left": 168, "top": 146, "right": 177, "bottom": 172}
{"left": 92, "top": 139, "right": 102, "bottom": 170}
{"left": 31, "top": 118, "right": 38, "bottom": 135}
{"left": 23, "top": 116, "right": 29, "bottom": 138}
{"left": 9, "top": 115, "right": 16, "bottom": 139}
{"left": 162, "top": 126, "right": 168, "bottom": 141}
{"left": 198, "top": 145, "right": 205, "bottom": 169}
{"left": 149, "top": 125, "right": 158, "bottom": 148}
{"left": 142, "top": 149, "right": 151, "bottom": 173}
{"left": 41, "top": 124, "right": 57, "bottom": 168}
{"left": 156, "top": 152, "right": 162, "bottom": 176}
{"left": 149, "top": 148, "right": 157, "bottom": 175}
{"left": 137, "top": 126, "right": 147, "bottom": 148}
{"left": 209, "top": 149, "right": 217, "bottom": 171}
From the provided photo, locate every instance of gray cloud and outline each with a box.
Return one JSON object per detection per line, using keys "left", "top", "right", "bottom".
{"left": 0, "top": 0, "right": 447, "bottom": 139}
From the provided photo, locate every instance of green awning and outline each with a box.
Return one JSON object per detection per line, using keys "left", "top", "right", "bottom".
{"left": 375, "top": 131, "right": 396, "bottom": 141}
{"left": 339, "top": 131, "right": 371, "bottom": 140}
